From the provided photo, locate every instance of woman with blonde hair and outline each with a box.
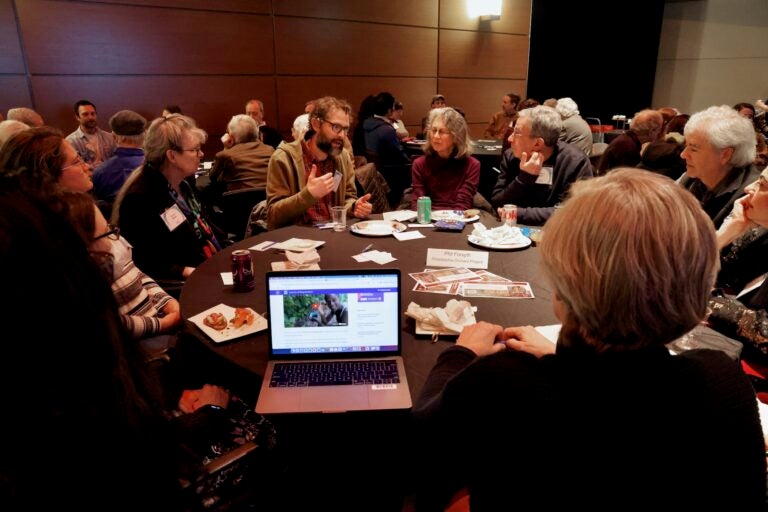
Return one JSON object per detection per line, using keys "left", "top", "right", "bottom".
{"left": 410, "top": 107, "right": 479, "bottom": 211}
{"left": 113, "top": 114, "right": 223, "bottom": 281}
{"left": 414, "top": 168, "right": 765, "bottom": 510}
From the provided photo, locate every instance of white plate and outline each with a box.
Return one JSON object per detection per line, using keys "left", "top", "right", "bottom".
{"left": 467, "top": 234, "right": 532, "bottom": 251}
{"left": 350, "top": 220, "right": 408, "bottom": 237}
{"left": 431, "top": 210, "right": 480, "bottom": 223}
{"left": 188, "top": 304, "right": 268, "bottom": 343}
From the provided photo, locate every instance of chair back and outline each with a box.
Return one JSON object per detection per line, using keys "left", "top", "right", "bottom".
{"left": 218, "top": 188, "right": 267, "bottom": 241}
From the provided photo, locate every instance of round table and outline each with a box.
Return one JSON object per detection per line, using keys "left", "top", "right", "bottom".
{"left": 180, "top": 213, "right": 557, "bottom": 400}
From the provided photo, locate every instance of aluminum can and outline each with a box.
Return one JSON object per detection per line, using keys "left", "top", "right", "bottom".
{"left": 417, "top": 196, "right": 431, "bottom": 224}
{"left": 231, "top": 249, "right": 255, "bottom": 292}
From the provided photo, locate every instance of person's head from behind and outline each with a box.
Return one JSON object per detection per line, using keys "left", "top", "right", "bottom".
{"left": 227, "top": 114, "right": 259, "bottom": 144}
{"left": 663, "top": 114, "right": 689, "bottom": 136}
{"left": 0, "top": 120, "right": 29, "bottom": 148}
{"left": 630, "top": 109, "right": 664, "bottom": 142}
{"left": 292, "top": 113, "right": 310, "bottom": 141}
{"left": 308, "top": 96, "right": 352, "bottom": 158}
{"left": 424, "top": 107, "right": 472, "bottom": 159}
{"left": 161, "top": 104, "right": 182, "bottom": 118}
{"left": 142, "top": 114, "right": 207, "bottom": 173}
{"left": 681, "top": 105, "right": 756, "bottom": 187}
{"left": 73, "top": 99, "right": 98, "bottom": 132}
{"left": 0, "top": 126, "right": 92, "bottom": 198}
{"left": 510, "top": 105, "right": 562, "bottom": 158}
{"left": 245, "top": 99, "right": 264, "bottom": 124}
{"left": 109, "top": 109, "right": 147, "bottom": 148}
{"left": 7, "top": 107, "right": 44, "bottom": 127}
{"left": 372, "top": 92, "right": 396, "bottom": 117}
{"left": 555, "top": 97, "right": 579, "bottom": 120}
{"left": 541, "top": 168, "right": 718, "bottom": 351}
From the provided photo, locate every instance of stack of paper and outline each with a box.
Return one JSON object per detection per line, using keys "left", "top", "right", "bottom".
{"left": 286, "top": 249, "right": 320, "bottom": 265}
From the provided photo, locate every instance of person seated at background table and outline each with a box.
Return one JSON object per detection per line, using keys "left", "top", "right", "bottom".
{"left": 491, "top": 105, "right": 593, "bottom": 225}
{"left": 596, "top": 108, "right": 664, "bottom": 174}
{"left": 419, "top": 94, "right": 447, "bottom": 138}
{"left": 266, "top": 96, "right": 372, "bottom": 230}
{"left": 364, "top": 91, "right": 413, "bottom": 209}
{"left": 707, "top": 167, "right": 768, "bottom": 365}
{"left": 0, "top": 190, "right": 183, "bottom": 509}
{"left": 209, "top": 114, "right": 273, "bottom": 194}
{"left": 113, "top": 114, "right": 224, "bottom": 281}
{"left": 483, "top": 92, "right": 520, "bottom": 140}
{"left": 0, "top": 126, "right": 94, "bottom": 195}
{"left": 413, "top": 168, "right": 766, "bottom": 511}
{"left": 555, "top": 97, "right": 593, "bottom": 155}
{"left": 389, "top": 100, "right": 411, "bottom": 141}
{"left": 679, "top": 104, "right": 761, "bottom": 229}
{"left": 637, "top": 113, "right": 689, "bottom": 180}
{"left": 733, "top": 102, "right": 768, "bottom": 170}
{"left": 92, "top": 109, "right": 147, "bottom": 211}
{"left": 63, "top": 191, "right": 182, "bottom": 356}
{"left": 410, "top": 107, "right": 479, "bottom": 211}
{"left": 246, "top": 98, "right": 284, "bottom": 150}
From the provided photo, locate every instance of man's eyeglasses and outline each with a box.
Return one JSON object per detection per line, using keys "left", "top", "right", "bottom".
{"left": 93, "top": 224, "right": 120, "bottom": 242}
{"left": 319, "top": 119, "right": 350, "bottom": 135}
{"left": 62, "top": 157, "right": 88, "bottom": 171}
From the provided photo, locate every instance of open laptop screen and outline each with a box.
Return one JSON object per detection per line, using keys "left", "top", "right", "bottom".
{"left": 266, "top": 269, "right": 401, "bottom": 358}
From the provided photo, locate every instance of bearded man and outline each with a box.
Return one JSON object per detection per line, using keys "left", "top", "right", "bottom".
{"left": 266, "top": 96, "right": 372, "bottom": 230}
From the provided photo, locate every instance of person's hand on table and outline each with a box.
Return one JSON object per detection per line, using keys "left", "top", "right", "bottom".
{"left": 354, "top": 193, "right": 373, "bottom": 218}
{"left": 519, "top": 151, "right": 544, "bottom": 176}
{"left": 306, "top": 164, "right": 335, "bottom": 199}
{"left": 502, "top": 325, "right": 556, "bottom": 358}
{"left": 456, "top": 321, "right": 506, "bottom": 357}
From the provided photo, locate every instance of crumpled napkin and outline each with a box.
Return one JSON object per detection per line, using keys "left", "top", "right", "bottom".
{"left": 470, "top": 223, "right": 529, "bottom": 245}
{"left": 405, "top": 299, "right": 477, "bottom": 335}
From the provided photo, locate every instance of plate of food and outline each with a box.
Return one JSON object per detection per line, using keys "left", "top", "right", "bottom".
{"left": 467, "top": 224, "right": 532, "bottom": 251}
{"left": 350, "top": 220, "right": 408, "bottom": 237}
{"left": 431, "top": 209, "right": 480, "bottom": 223}
{"left": 189, "top": 304, "right": 268, "bottom": 343}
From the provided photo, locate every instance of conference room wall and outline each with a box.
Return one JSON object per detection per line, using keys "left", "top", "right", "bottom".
{"left": 0, "top": 0, "right": 531, "bottom": 147}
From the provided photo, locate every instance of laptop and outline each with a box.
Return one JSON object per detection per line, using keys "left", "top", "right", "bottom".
{"left": 255, "top": 268, "right": 412, "bottom": 414}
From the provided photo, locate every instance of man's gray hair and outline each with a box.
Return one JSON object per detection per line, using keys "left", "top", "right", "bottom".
{"left": 227, "top": 114, "right": 259, "bottom": 144}
{"left": 519, "top": 106, "right": 563, "bottom": 147}
{"left": 684, "top": 105, "right": 757, "bottom": 168}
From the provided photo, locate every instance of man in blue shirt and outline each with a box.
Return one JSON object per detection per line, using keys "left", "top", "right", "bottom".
{"left": 92, "top": 109, "right": 146, "bottom": 211}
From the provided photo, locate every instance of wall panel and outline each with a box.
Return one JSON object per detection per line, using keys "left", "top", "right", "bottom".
{"left": 0, "top": 76, "right": 33, "bottom": 113}
{"left": 439, "top": 31, "right": 528, "bottom": 79}
{"left": 275, "top": 17, "right": 437, "bottom": 77}
{"left": 439, "top": 78, "right": 527, "bottom": 124}
{"left": 0, "top": 0, "right": 24, "bottom": 73}
{"left": 276, "top": 77, "right": 435, "bottom": 131}
{"left": 33, "top": 75, "right": 277, "bottom": 151}
{"left": 79, "top": 0, "right": 271, "bottom": 13}
{"left": 275, "top": 0, "right": 437, "bottom": 26}
{"left": 17, "top": 0, "right": 273, "bottom": 75}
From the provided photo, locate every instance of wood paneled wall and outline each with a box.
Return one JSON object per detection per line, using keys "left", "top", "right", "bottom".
{"left": 0, "top": 0, "right": 530, "bottom": 148}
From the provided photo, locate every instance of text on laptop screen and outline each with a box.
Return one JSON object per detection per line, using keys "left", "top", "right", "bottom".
{"left": 268, "top": 273, "right": 400, "bottom": 355}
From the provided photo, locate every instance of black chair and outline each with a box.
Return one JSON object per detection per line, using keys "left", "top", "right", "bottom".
{"left": 216, "top": 188, "right": 267, "bottom": 242}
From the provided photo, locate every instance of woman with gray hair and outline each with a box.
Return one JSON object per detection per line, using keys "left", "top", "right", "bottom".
{"left": 414, "top": 168, "right": 765, "bottom": 510}
{"left": 113, "top": 114, "right": 222, "bottom": 281}
{"left": 680, "top": 104, "right": 761, "bottom": 228}
{"left": 410, "top": 107, "right": 479, "bottom": 211}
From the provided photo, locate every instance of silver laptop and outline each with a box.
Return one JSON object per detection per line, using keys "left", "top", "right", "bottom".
{"left": 256, "top": 268, "right": 412, "bottom": 414}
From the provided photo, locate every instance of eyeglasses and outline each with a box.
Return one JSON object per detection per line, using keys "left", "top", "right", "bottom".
{"left": 93, "top": 224, "right": 120, "bottom": 241}
{"left": 319, "top": 119, "right": 350, "bottom": 135}
{"left": 62, "top": 157, "right": 88, "bottom": 171}
{"left": 429, "top": 128, "right": 453, "bottom": 137}
{"left": 511, "top": 129, "right": 536, "bottom": 139}
{"left": 178, "top": 146, "right": 202, "bottom": 154}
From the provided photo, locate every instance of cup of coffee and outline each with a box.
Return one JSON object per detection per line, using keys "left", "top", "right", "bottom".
{"left": 331, "top": 206, "right": 346, "bottom": 232}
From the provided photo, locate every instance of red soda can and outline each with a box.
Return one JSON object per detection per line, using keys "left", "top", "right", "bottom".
{"left": 231, "top": 250, "right": 255, "bottom": 292}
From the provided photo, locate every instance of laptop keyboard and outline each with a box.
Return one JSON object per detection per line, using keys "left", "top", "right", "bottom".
{"left": 270, "top": 360, "right": 400, "bottom": 387}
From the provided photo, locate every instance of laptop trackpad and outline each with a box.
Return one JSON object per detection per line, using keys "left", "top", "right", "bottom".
{"left": 302, "top": 387, "right": 368, "bottom": 413}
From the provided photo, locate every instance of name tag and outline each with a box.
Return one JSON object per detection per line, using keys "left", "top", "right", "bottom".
{"left": 161, "top": 204, "right": 186, "bottom": 231}
{"left": 535, "top": 166, "right": 553, "bottom": 185}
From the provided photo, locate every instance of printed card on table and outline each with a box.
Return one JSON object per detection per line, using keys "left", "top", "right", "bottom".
{"left": 459, "top": 281, "right": 535, "bottom": 299}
